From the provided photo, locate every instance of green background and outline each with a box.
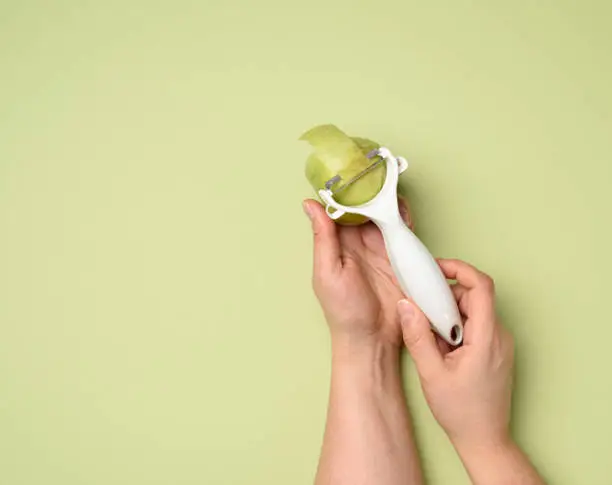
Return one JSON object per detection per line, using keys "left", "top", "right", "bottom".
{"left": 1, "top": 1, "right": 611, "bottom": 483}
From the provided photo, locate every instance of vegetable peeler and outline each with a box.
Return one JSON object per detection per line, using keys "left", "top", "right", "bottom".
{"left": 318, "top": 147, "right": 464, "bottom": 346}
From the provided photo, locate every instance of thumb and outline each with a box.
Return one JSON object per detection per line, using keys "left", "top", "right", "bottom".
{"left": 303, "top": 200, "right": 341, "bottom": 275}
{"left": 397, "top": 299, "right": 444, "bottom": 377}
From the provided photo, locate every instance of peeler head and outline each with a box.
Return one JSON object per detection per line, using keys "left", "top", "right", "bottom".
{"left": 323, "top": 148, "right": 408, "bottom": 196}
{"left": 300, "top": 124, "right": 404, "bottom": 225}
{"left": 318, "top": 147, "right": 410, "bottom": 223}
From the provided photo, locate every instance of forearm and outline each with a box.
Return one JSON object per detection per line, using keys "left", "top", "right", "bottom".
{"left": 314, "top": 337, "right": 423, "bottom": 485}
{"left": 455, "top": 437, "right": 546, "bottom": 485}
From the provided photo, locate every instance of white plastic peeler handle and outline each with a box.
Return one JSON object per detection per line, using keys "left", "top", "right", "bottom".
{"left": 318, "top": 148, "right": 463, "bottom": 346}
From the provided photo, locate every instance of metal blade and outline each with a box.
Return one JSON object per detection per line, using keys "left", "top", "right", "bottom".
{"left": 323, "top": 149, "right": 384, "bottom": 195}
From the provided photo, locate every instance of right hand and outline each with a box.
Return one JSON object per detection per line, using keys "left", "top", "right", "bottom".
{"left": 397, "top": 258, "right": 515, "bottom": 452}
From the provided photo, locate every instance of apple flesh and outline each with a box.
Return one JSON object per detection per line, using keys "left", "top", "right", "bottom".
{"left": 301, "top": 124, "right": 386, "bottom": 225}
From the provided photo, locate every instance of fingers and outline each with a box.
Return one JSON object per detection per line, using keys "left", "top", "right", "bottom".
{"left": 435, "top": 335, "right": 452, "bottom": 355}
{"left": 451, "top": 284, "right": 470, "bottom": 316}
{"left": 397, "top": 299, "right": 444, "bottom": 378}
{"left": 438, "top": 259, "right": 495, "bottom": 307}
{"left": 438, "top": 258, "right": 497, "bottom": 343}
{"left": 338, "top": 224, "right": 362, "bottom": 256}
{"left": 303, "top": 199, "right": 342, "bottom": 275}
{"left": 438, "top": 259, "right": 493, "bottom": 290}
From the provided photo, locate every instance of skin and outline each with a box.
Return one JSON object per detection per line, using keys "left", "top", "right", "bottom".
{"left": 302, "top": 197, "right": 547, "bottom": 485}
{"left": 304, "top": 196, "right": 422, "bottom": 485}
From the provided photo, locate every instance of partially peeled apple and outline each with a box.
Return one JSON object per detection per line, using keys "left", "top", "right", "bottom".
{"left": 300, "top": 124, "right": 386, "bottom": 225}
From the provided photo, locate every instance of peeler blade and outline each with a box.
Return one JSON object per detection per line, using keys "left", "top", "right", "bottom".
{"left": 323, "top": 149, "right": 385, "bottom": 195}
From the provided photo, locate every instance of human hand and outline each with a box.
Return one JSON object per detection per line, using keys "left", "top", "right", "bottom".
{"left": 303, "top": 197, "right": 414, "bottom": 349}
{"left": 397, "top": 259, "right": 515, "bottom": 452}
{"left": 305, "top": 197, "right": 427, "bottom": 485}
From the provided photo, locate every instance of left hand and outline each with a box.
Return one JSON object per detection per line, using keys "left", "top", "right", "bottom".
{"left": 303, "top": 196, "right": 414, "bottom": 348}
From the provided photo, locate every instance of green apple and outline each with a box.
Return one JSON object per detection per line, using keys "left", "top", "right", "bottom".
{"left": 300, "top": 124, "right": 386, "bottom": 225}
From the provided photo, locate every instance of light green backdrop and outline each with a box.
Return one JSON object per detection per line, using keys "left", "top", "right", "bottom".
{"left": 1, "top": 1, "right": 611, "bottom": 484}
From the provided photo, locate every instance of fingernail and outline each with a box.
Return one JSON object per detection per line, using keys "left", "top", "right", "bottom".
{"left": 398, "top": 300, "right": 414, "bottom": 322}
{"left": 302, "top": 201, "right": 313, "bottom": 220}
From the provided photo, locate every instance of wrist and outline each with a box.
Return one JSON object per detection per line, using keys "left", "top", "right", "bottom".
{"left": 330, "top": 335, "right": 401, "bottom": 390}
{"left": 452, "top": 434, "right": 545, "bottom": 485}
{"left": 453, "top": 432, "right": 516, "bottom": 471}
{"left": 331, "top": 334, "right": 400, "bottom": 365}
